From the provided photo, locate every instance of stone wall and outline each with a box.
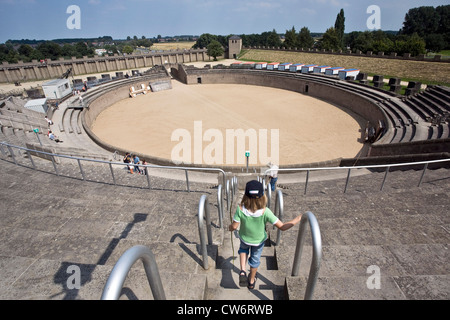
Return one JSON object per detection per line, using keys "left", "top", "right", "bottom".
{"left": 368, "top": 138, "right": 450, "bottom": 157}
{"left": 182, "top": 68, "right": 449, "bottom": 163}
{"left": 0, "top": 49, "right": 208, "bottom": 83}
{"left": 183, "top": 68, "right": 386, "bottom": 126}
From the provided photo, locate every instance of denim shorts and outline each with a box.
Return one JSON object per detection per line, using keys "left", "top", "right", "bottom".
{"left": 238, "top": 240, "right": 265, "bottom": 269}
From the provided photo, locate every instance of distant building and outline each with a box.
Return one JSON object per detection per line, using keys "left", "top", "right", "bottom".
{"left": 95, "top": 49, "right": 107, "bottom": 56}
{"left": 42, "top": 79, "right": 72, "bottom": 100}
{"left": 228, "top": 35, "right": 242, "bottom": 59}
{"left": 24, "top": 98, "right": 48, "bottom": 114}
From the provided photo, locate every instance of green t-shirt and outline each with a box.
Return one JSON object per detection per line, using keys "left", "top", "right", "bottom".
{"left": 233, "top": 206, "right": 279, "bottom": 245}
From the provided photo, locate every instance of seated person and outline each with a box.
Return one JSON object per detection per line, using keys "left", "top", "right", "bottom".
{"left": 48, "top": 131, "right": 63, "bottom": 143}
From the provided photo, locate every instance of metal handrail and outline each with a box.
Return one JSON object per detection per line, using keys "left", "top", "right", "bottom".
{"left": 0, "top": 142, "right": 228, "bottom": 195}
{"left": 229, "top": 178, "right": 235, "bottom": 205}
{"left": 266, "top": 183, "right": 273, "bottom": 209}
{"left": 226, "top": 179, "right": 230, "bottom": 211}
{"left": 232, "top": 176, "right": 237, "bottom": 196}
{"left": 217, "top": 184, "right": 224, "bottom": 228}
{"left": 273, "top": 189, "right": 284, "bottom": 246}
{"left": 101, "top": 245, "right": 166, "bottom": 300}
{"left": 264, "top": 158, "right": 450, "bottom": 194}
{"left": 198, "top": 195, "right": 213, "bottom": 270}
{"left": 291, "top": 212, "right": 322, "bottom": 300}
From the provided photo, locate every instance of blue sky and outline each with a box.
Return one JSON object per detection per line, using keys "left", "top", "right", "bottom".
{"left": 0, "top": 0, "right": 449, "bottom": 42}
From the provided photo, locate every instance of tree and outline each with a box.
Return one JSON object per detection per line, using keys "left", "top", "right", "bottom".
{"left": 0, "top": 43, "right": 19, "bottom": 63}
{"left": 284, "top": 26, "right": 298, "bottom": 49}
{"left": 207, "top": 40, "right": 224, "bottom": 61}
{"left": 371, "top": 30, "right": 394, "bottom": 54}
{"left": 334, "top": 8, "right": 345, "bottom": 49}
{"left": 401, "top": 6, "right": 439, "bottom": 37}
{"left": 36, "top": 41, "right": 62, "bottom": 60}
{"left": 267, "top": 29, "right": 282, "bottom": 48}
{"left": 436, "top": 5, "right": 450, "bottom": 47}
{"left": 425, "top": 33, "right": 447, "bottom": 53}
{"left": 61, "top": 44, "right": 77, "bottom": 58}
{"left": 74, "top": 42, "right": 93, "bottom": 58}
{"left": 193, "top": 33, "right": 217, "bottom": 49}
{"left": 344, "top": 31, "right": 361, "bottom": 51}
{"left": 18, "top": 44, "right": 33, "bottom": 57}
{"left": 400, "top": 5, "right": 450, "bottom": 51}
{"left": 353, "top": 31, "right": 374, "bottom": 53}
{"left": 405, "top": 33, "right": 427, "bottom": 56}
{"left": 436, "top": 5, "right": 450, "bottom": 35}
{"left": 298, "top": 27, "right": 314, "bottom": 49}
{"left": 122, "top": 45, "right": 134, "bottom": 55}
{"left": 320, "top": 27, "right": 340, "bottom": 51}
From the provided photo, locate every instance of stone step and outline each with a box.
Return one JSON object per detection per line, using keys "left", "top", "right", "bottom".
{"left": 285, "top": 275, "right": 405, "bottom": 300}
{"left": 286, "top": 273, "right": 449, "bottom": 300}
{"left": 207, "top": 215, "right": 288, "bottom": 300}
{"left": 0, "top": 238, "right": 216, "bottom": 300}
{"left": 206, "top": 256, "right": 286, "bottom": 300}
{"left": 206, "top": 274, "right": 286, "bottom": 300}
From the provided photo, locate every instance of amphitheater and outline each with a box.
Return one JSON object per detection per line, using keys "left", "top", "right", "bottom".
{"left": 0, "top": 55, "right": 449, "bottom": 303}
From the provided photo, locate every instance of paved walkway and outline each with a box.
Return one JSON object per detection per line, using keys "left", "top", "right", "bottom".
{"left": 0, "top": 155, "right": 448, "bottom": 301}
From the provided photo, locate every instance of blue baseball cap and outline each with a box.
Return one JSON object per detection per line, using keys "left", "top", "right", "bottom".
{"left": 245, "top": 180, "right": 264, "bottom": 199}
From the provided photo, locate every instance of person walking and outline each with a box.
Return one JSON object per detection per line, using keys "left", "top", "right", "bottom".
{"left": 229, "top": 180, "right": 302, "bottom": 289}
{"left": 267, "top": 162, "right": 279, "bottom": 192}
{"left": 133, "top": 155, "right": 141, "bottom": 174}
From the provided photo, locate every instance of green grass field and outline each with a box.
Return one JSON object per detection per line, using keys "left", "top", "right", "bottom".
{"left": 239, "top": 49, "right": 450, "bottom": 87}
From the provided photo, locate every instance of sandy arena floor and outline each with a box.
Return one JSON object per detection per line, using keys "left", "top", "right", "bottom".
{"left": 92, "top": 80, "right": 366, "bottom": 167}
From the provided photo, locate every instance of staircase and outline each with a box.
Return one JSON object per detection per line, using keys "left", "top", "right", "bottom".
{"left": 0, "top": 153, "right": 448, "bottom": 300}
{"left": 205, "top": 190, "right": 287, "bottom": 300}
{"left": 0, "top": 157, "right": 218, "bottom": 300}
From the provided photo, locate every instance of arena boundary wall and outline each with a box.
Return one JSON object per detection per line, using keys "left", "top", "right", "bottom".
{"left": 82, "top": 65, "right": 449, "bottom": 171}
{"left": 0, "top": 49, "right": 208, "bottom": 83}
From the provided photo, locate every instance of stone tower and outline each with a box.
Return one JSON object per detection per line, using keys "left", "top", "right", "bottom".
{"left": 228, "top": 35, "right": 242, "bottom": 59}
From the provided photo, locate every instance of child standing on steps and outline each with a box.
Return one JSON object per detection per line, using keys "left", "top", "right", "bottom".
{"left": 229, "top": 180, "right": 303, "bottom": 290}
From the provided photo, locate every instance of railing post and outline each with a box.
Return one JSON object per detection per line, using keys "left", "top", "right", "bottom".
{"left": 6, "top": 145, "right": 17, "bottom": 165}
{"left": 101, "top": 245, "right": 166, "bottom": 300}
{"left": 381, "top": 166, "right": 390, "bottom": 191}
{"left": 217, "top": 184, "right": 224, "bottom": 228}
{"left": 304, "top": 170, "right": 310, "bottom": 195}
{"left": 145, "top": 166, "right": 151, "bottom": 189}
{"left": 229, "top": 179, "right": 234, "bottom": 205}
{"left": 51, "top": 155, "right": 59, "bottom": 176}
{"left": 109, "top": 163, "right": 116, "bottom": 185}
{"left": 77, "top": 159, "right": 85, "bottom": 181}
{"left": 231, "top": 177, "right": 236, "bottom": 197}
{"left": 226, "top": 180, "right": 230, "bottom": 211}
{"left": 344, "top": 168, "right": 351, "bottom": 193}
{"left": 198, "top": 195, "right": 212, "bottom": 270}
{"left": 27, "top": 151, "right": 36, "bottom": 170}
{"left": 274, "top": 190, "right": 284, "bottom": 246}
{"left": 418, "top": 163, "right": 428, "bottom": 187}
{"left": 291, "top": 212, "right": 322, "bottom": 300}
{"left": 185, "top": 170, "right": 190, "bottom": 193}
{"left": 0, "top": 144, "right": 7, "bottom": 156}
